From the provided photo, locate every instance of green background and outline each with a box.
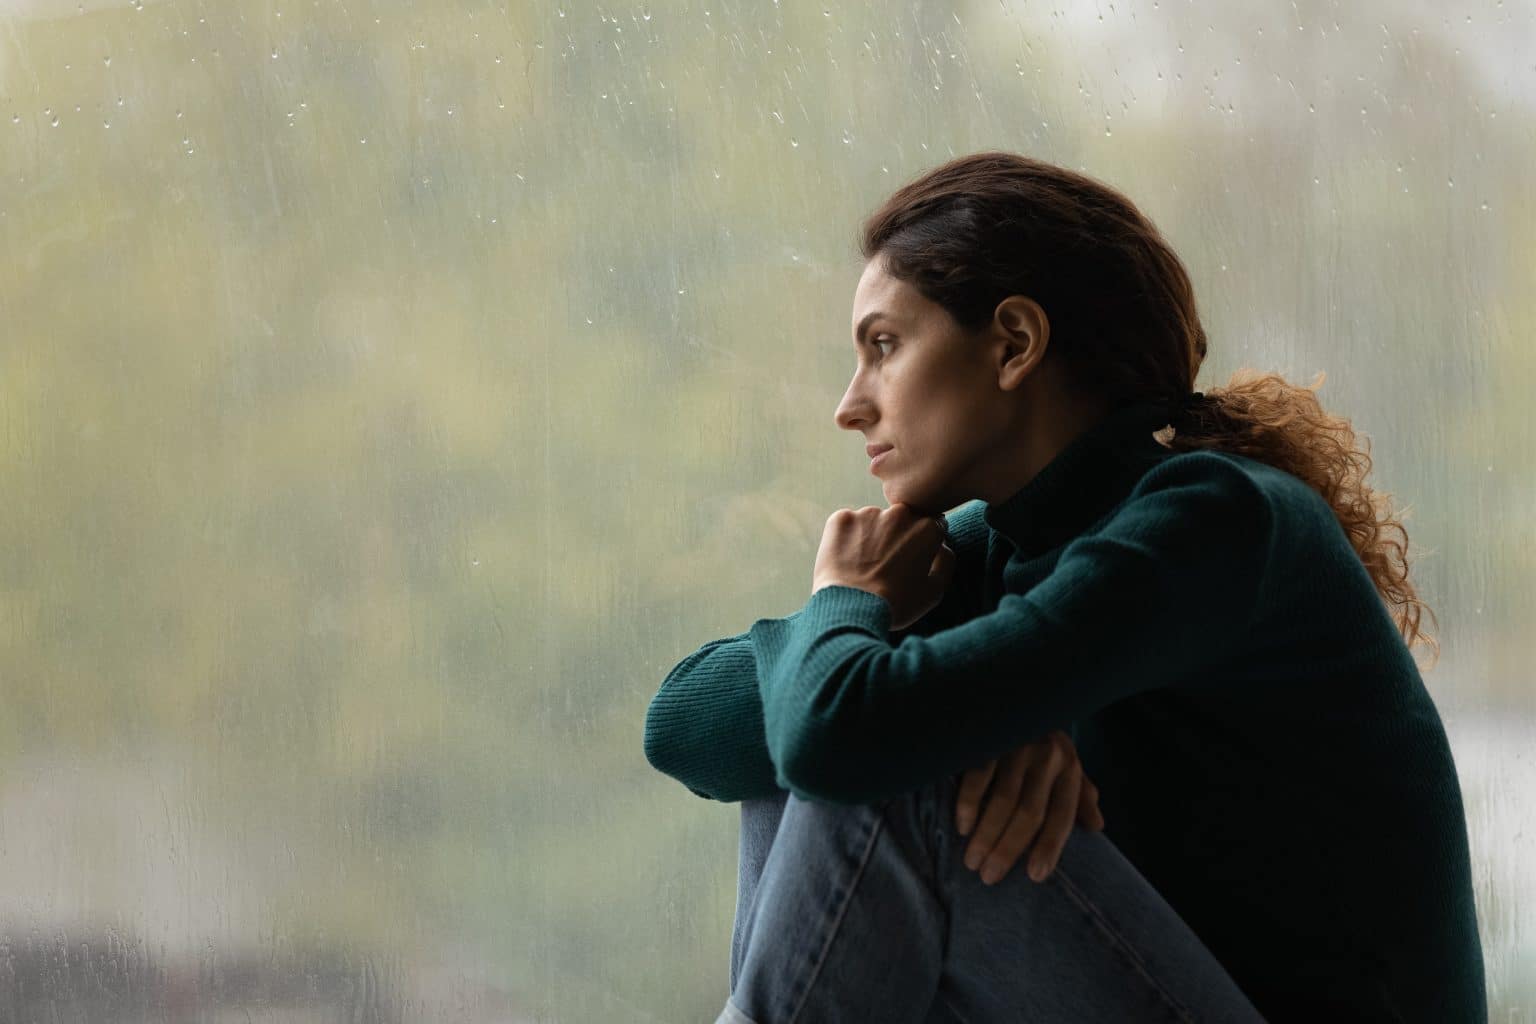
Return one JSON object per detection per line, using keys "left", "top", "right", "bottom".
{"left": 1, "top": 0, "right": 1531, "bottom": 1019}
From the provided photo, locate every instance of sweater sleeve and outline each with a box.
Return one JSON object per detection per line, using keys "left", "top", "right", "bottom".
{"left": 749, "top": 455, "right": 1273, "bottom": 804}
{"left": 643, "top": 504, "right": 991, "bottom": 803}
{"left": 643, "top": 621, "right": 792, "bottom": 803}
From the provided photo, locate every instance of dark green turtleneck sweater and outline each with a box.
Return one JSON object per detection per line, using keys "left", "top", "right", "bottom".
{"left": 643, "top": 400, "right": 1486, "bottom": 1022}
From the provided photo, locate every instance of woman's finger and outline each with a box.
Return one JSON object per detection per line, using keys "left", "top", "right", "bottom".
{"left": 974, "top": 774, "right": 1055, "bottom": 884}
{"left": 928, "top": 541, "right": 956, "bottom": 591}
{"left": 968, "top": 743, "right": 1061, "bottom": 880}
{"left": 1077, "top": 776, "right": 1105, "bottom": 830}
{"left": 962, "top": 749, "right": 1034, "bottom": 872}
{"left": 955, "top": 758, "right": 997, "bottom": 836}
{"left": 1025, "top": 766, "right": 1082, "bottom": 882}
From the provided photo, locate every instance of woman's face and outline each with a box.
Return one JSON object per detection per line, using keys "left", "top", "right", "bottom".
{"left": 835, "top": 258, "right": 1024, "bottom": 516}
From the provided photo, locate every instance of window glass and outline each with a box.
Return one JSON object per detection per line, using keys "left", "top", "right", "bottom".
{"left": 0, "top": 1, "right": 1528, "bottom": 1018}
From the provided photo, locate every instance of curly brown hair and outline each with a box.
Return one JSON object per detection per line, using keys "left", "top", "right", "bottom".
{"left": 859, "top": 151, "right": 1438, "bottom": 666}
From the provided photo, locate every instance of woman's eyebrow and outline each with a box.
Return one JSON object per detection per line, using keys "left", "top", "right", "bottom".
{"left": 854, "top": 311, "right": 898, "bottom": 345}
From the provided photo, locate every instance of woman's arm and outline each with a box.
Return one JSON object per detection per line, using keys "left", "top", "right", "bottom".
{"left": 751, "top": 455, "right": 1273, "bottom": 804}
{"left": 643, "top": 624, "right": 786, "bottom": 803}
{"left": 643, "top": 503, "right": 989, "bottom": 803}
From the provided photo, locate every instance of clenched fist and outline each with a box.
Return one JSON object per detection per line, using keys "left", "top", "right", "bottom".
{"left": 810, "top": 502, "right": 957, "bottom": 631}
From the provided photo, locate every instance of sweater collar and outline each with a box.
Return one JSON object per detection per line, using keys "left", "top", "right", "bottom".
{"left": 981, "top": 399, "right": 1175, "bottom": 558}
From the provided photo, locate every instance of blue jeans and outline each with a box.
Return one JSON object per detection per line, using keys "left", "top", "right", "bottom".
{"left": 718, "top": 775, "right": 1266, "bottom": 1023}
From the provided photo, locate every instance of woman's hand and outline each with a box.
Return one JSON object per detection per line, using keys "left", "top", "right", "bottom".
{"left": 810, "top": 503, "right": 956, "bottom": 631}
{"left": 955, "top": 729, "right": 1105, "bottom": 885}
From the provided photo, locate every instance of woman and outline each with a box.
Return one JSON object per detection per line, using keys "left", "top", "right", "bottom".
{"left": 643, "top": 152, "right": 1486, "bottom": 1022}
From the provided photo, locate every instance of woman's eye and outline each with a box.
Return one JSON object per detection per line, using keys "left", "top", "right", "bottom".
{"left": 875, "top": 337, "right": 895, "bottom": 356}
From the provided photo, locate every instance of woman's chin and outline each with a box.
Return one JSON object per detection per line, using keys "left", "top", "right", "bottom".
{"left": 883, "top": 479, "right": 952, "bottom": 516}
{"left": 881, "top": 480, "right": 923, "bottom": 509}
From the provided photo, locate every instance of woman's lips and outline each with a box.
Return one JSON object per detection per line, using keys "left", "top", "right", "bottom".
{"left": 869, "top": 449, "right": 892, "bottom": 473}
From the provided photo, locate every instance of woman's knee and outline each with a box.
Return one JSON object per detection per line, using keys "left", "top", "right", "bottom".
{"left": 772, "top": 781, "right": 950, "bottom": 882}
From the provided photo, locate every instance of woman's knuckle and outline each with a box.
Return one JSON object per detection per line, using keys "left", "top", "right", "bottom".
{"left": 970, "top": 817, "right": 1003, "bottom": 844}
{"left": 1033, "top": 827, "right": 1062, "bottom": 851}
{"left": 992, "top": 832, "right": 1025, "bottom": 859}
{"left": 986, "top": 801, "right": 1018, "bottom": 828}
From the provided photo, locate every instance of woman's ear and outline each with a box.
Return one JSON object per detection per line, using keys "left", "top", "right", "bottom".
{"left": 991, "top": 296, "right": 1051, "bottom": 390}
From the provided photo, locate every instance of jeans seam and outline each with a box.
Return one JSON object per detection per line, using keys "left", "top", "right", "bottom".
{"left": 1052, "top": 861, "right": 1199, "bottom": 1024}
{"left": 784, "top": 804, "right": 887, "bottom": 1023}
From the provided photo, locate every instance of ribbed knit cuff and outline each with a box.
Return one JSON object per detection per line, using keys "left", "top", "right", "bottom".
{"left": 746, "top": 584, "right": 893, "bottom": 701}
{"left": 802, "top": 584, "right": 893, "bottom": 637}
{"left": 747, "top": 584, "right": 895, "bottom": 797}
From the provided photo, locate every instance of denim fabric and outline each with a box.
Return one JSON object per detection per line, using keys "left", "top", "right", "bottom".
{"left": 718, "top": 776, "right": 1266, "bottom": 1023}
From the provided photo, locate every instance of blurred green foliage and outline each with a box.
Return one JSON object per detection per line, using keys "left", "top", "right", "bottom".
{"left": 0, "top": 1, "right": 1531, "bottom": 1019}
